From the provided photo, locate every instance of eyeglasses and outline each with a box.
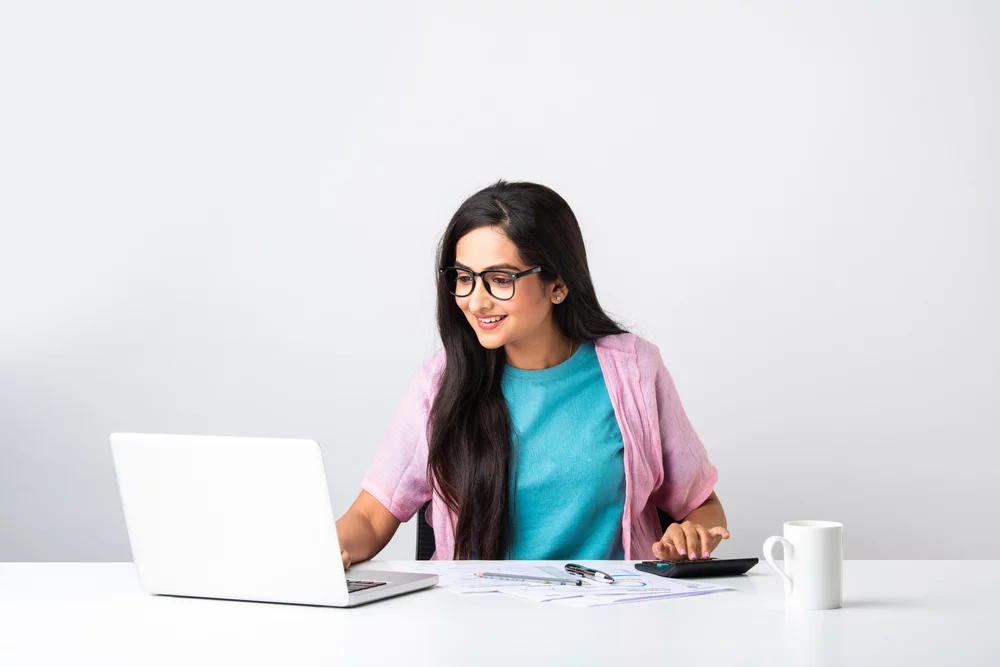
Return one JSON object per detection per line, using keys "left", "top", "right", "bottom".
{"left": 439, "top": 266, "right": 543, "bottom": 301}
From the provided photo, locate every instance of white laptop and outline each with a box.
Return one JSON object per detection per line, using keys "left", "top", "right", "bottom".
{"left": 109, "top": 433, "right": 437, "bottom": 607}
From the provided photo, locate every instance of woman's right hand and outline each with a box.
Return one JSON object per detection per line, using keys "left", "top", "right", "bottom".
{"left": 335, "top": 490, "right": 402, "bottom": 571}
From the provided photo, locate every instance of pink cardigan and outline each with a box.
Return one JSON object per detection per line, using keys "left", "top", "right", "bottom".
{"left": 361, "top": 333, "right": 719, "bottom": 560}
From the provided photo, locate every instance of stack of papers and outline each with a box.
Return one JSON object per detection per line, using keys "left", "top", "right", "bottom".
{"left": 403, "top": 562, "right": 733, "bottom": 607}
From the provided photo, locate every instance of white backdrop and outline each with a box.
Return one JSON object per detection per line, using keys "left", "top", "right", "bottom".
{"left": 1, "top": 1, "right": 997, "bottom": 561}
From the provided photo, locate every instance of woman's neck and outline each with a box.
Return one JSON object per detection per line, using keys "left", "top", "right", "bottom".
{"left": 504, "top": 327, "right": 577, "bottom": 371}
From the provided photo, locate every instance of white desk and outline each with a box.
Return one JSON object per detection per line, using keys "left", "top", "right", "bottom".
{"left": 1, "top": 560, "right": 997, "bottom": 666}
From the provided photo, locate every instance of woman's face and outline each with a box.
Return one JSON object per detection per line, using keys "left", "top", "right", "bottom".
{"left": 453, "top": 227, "right": 564, "bottom": 350}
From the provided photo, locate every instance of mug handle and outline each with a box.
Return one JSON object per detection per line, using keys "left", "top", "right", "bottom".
{"left": 763, "top": 536, "right": 794, "bottom": 594}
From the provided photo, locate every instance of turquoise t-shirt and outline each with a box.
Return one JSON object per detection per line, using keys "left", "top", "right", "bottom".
{"left": 502, "top": 340, "right": 627, "bottom": 559}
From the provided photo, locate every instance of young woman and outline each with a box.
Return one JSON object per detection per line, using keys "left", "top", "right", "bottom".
{"left": 336, "top": 180, "right": 728, "bottom": 565}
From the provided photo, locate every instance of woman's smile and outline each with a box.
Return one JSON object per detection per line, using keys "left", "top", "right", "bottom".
{"left": 475, "top": 314, "right": 508, "bottom": 330}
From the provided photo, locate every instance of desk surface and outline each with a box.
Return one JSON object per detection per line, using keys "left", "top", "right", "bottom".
{"left": 1, "top": 560, "right": 998, "bottom": 666}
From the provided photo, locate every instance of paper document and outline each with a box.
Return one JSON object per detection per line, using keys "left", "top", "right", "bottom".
{"left": 404, "top": 562, "right": 733, "bottom": 607}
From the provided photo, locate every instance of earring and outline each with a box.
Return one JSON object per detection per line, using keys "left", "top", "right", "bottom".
{"left": 556, "top": 296, "right": 562, "bottom": 302}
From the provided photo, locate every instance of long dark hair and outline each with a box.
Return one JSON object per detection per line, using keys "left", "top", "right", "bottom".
{"left": 427, "top": 180, "right": 629, "bottom": 559}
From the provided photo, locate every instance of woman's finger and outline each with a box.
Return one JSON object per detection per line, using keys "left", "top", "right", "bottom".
{"left": 667, "top": 524, "right": 689, "bottom": 556}
{"left": 341, "top": 549, "right": 351, "bottom": 569}
{"left": 655, "top": 526, "right": 683, "bottom": 560}
{"left": 695, "top": 524, "right": 711, "bottom": 559}
{"left": 707, "top": 526, "right": 729, "bottom": 552}
{"left": 681, "top": 522, "right": 701, "bottom": 559}
{"left": 708, "top": 526, "right": 731, "bottom": 540}
{"left": 653, "top": 540, "right": 679, "bottom": 560}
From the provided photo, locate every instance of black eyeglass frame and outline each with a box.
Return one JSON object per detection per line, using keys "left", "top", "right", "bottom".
{"left": 438, "top": 265, "right": 544, "bottom": 300}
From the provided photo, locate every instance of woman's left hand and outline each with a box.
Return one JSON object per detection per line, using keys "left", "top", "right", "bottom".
{"left": 652, "top": 521, "right": 730, "bottom": 560}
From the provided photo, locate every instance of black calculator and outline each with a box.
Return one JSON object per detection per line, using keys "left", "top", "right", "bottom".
{"left": 635, "top": 557, "right": 759, "bottom": 579}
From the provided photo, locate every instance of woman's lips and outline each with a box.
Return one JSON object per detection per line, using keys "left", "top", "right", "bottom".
{"left": 476, "top": 315, "right": 508, "bottom": 331}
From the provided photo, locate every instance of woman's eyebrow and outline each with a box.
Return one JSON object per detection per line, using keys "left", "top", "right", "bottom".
{"left": 454, "top": 261, "right": 522, "bottom": 271}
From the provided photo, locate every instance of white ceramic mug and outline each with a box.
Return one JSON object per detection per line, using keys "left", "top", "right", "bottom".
{"left": 763, "top": 520, "right": 843, "bottom": 610}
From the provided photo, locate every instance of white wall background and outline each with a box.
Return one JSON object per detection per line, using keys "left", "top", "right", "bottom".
{"left": 1, "top": 1, "right": 997, "bottom": 562}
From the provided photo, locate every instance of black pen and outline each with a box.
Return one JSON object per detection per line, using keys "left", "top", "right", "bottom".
{"left": 564, "top": 563, "right": 615, "bottom": 583}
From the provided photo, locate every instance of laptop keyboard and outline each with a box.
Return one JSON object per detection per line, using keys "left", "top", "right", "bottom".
{"left": 347, "top": 579, "right": 387, "bottom": 594}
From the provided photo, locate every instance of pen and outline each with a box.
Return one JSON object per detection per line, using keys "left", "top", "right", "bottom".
{"left": 564, "top": 563, "right": 616, "bottom": 583}
{"left": 477, "top": 572, "right": 583, "bottom": 586}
